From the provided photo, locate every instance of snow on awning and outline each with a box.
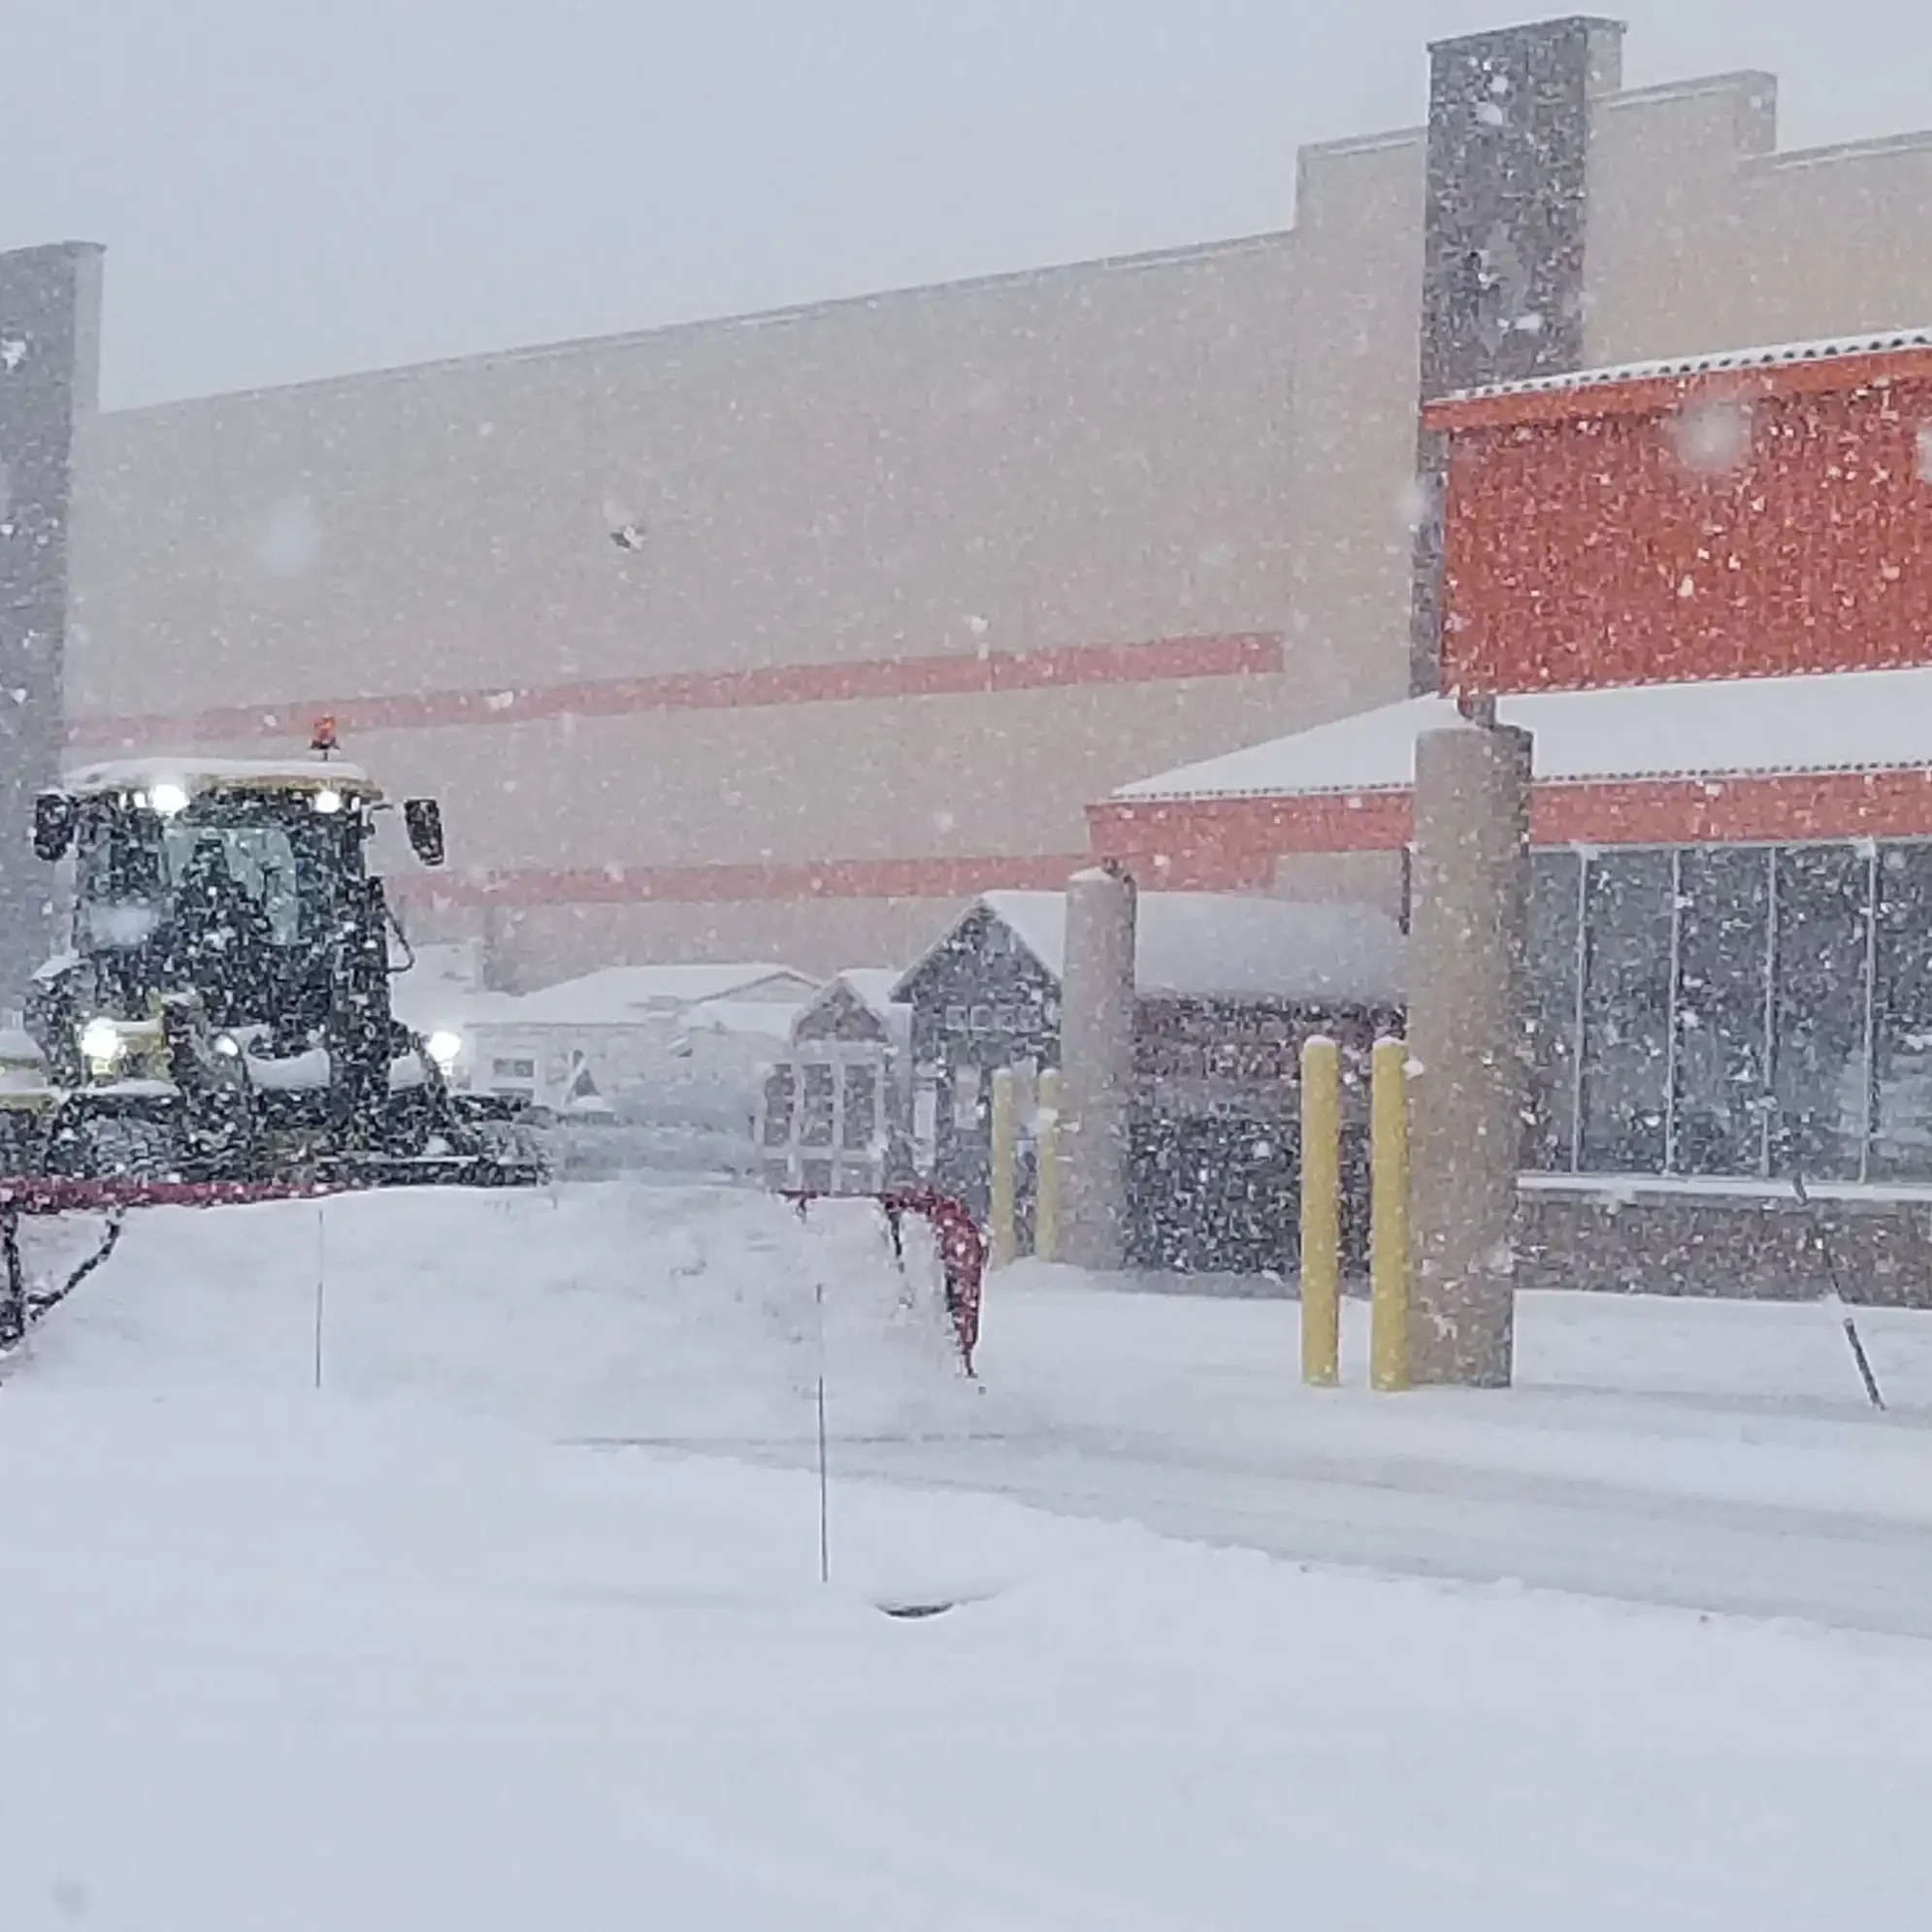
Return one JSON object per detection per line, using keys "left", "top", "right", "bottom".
{"left": 971, "top": 890, "right": 1404, "bottom": 1005}
{"left": 1115, "top": 667, "right": 1932, "bottom": 805}
{"left": 1424, "top": 325, "right": 1932, "bottom": 429}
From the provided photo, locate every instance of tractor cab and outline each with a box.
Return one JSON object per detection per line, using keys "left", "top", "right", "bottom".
{"left": 46, "top": 758, "right": 404, "bottom": 1034}
{"left": 6, "top": 733, "right": 539, "bottom": 1187}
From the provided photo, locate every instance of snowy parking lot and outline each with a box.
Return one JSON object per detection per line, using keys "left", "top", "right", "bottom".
{"left": 4, "top": 1184, "right": 1932, "bottom": 1927}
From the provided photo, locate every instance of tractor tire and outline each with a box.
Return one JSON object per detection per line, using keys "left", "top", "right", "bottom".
{"left": 47, "top": 1108, "right": 185, "bottom": 1183}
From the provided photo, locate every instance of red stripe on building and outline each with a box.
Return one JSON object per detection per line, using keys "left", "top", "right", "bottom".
{"left": 1089, "top": 768, "right": 1932, "bottom": 871}
{"left": 67, "top": 632, "right": 1285, "bottom": 751}
{"left": 392, "top": 851, "right": 1088, "bottom": 908}
{"left": 1088, "top": 793, "right": 1412, "bottom": 868}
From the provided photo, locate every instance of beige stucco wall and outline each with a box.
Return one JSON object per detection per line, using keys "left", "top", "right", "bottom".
{"left": 64, "top": 47, "right": 1932, "bottom": 984}
{"left": 67, "top": 135, "right": 1431, "bottom": 980}
{"left": 71, "top": 235, "right": 1309, "bottom": 713}
{"left": 1587, "top": 73, "right": 1932, "bottom": 365}
{"left": 1282, "top": 128, "right": 1424, "bottom": 726}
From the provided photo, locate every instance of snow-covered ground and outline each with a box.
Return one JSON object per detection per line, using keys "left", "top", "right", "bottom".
{"left": 817, "top": 1262, "right": 1932, "bottom": 1637}
{"left": 5, "top": 1186, "right": 1932, "bottom": 1926}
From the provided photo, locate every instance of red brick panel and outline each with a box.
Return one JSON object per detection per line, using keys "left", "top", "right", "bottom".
{"left": 1530, "top": 769, "right": 1932, "bottom": 845}
{"left": 1437, "top": 375, "right": 1932, "bottom": 693}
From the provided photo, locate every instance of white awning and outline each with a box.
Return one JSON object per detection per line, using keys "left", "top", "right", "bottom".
{"left": 1115, "top": 667, "right": 1932, "bottom": 805}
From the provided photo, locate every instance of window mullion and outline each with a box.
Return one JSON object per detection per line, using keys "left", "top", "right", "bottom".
{"left": 1859, "top": 844, "right": 1880, "bottom": 1184}
{"left": 1664, "top": 846, "right": 1683, "bottom": 1175}
{"left": 1760, "top": 847, "right": 1779, "bottom": 1178}
{"left": 1569, "top": 851, "right": 1588, "bottom": 1173}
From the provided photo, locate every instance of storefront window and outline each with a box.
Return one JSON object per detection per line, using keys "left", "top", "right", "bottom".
{"left": 1871, "top": 844, "right": 1932, "bottom": 1180}
{"left": 1672, "top": 846, "right": 1771, "bottom": 1176}
{"left": 1578, "top": 850, "right": 1673, "bottom": 1172}
{"left": 1518, "top": 839, "right": 1923, "bottom": 1184}
{"left": 1523, "top": 851, "right": 1581, "bottom": 1171}
{"left": 1769, "top": 846, "right": 1871, "bottom": 1182}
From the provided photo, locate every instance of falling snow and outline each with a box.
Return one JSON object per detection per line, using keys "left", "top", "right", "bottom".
{"left": 6, "top": 10, "right": 1932, "bottom": 1922}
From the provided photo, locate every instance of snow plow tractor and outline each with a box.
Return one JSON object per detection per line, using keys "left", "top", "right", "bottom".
{"left": 0, "top": 734, "right": 547, "bottom": 1190}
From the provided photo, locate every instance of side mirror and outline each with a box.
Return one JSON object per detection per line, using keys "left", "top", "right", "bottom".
{"left": 403, "top": 798, "right": 445, "bottom": 868}
{"left": 32, "top": 792, "right": 76, "bottom": 862}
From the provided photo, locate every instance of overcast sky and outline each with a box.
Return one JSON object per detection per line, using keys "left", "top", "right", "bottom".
{"left": 8, "top": 1, "right": 1929, "bottom": 409}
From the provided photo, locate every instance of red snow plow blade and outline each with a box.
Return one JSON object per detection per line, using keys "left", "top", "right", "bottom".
{"left": 786, "top": 1188, "right": 987, "bottom": 1375}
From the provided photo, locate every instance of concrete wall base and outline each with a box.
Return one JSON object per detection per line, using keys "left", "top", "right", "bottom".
{"left": 1519, "top": 1187, "right": 1932, "bottom": 1308}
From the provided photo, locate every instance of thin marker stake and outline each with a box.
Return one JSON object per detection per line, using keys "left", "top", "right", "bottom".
{"left": 313, "top": 1207, "right": 326, "bottom": 1392}
{"left": 814, "top": 1279, "right": 831, "bottom": 1585}
{"left": 1793, "top": 1172, "right": 1885, "bottom": 1413}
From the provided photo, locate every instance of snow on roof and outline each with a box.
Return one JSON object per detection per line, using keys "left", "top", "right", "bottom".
{"left": 787, "top": 967, "right": 913, "bottom": 1049}
{"left": 975, "top": 891, "right": 1404, "bottom": 1005}
{"left": 1439, "top": 325, "right": 1932, "bottom": 406}
{"left": 61, "top": 757, "right": 380, "bottom": 799}
{"left": 979, "top": 891, "right": 1072, "bottom": 978}
{"left": 680, "top": 999, "right": 807, "bottom": 1041}
{"left": 1116, "top": 701, "right": 1449, "bottom": 802}
{"left": 389, "top": 940, "right": 523, "bottom": 1035}
{"left": 793, "top": 967, "right": 910, "bottom": 1029}
{"left": 498, "top": 963, "right": 818, "bottom": 1030}
{"left": 1116, "top": 666, "right": 1932, "bottom": 803}
{"left": 0, "top": 1027, "right": 43, "bottom": 1069}
{"left": 829, "top": 968, "right": 910, "bottom": 1021}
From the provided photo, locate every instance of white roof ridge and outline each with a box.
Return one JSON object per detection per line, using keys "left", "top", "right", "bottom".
{"left": 1441, "top": 325, "right": 1932, "bottom": 406}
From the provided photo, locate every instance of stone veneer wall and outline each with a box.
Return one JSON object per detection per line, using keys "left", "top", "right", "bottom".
{"left": 1518, "top": 1185, "right": 1932, "bottom": 1307}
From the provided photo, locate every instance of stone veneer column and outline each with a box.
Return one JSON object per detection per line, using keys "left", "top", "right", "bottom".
{"left": 1409, "top": 16, "right": 1622, "bottom": 693}
{"left": 1405, "top": 720, "right": 1532, "bottom": 1387}
{"left": 1058, "top": 866, "right": 1136, "bottom": 1273}
{"left": 1396, "top": 17, "right": 1618, "bottom": 1383}
{"left": 0, "top": 242, "right": 104, "bottom": 1018}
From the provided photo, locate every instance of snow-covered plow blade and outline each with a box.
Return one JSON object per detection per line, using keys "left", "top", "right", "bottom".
{"left": 0, "top": 1176, "right": 347, "bottom": 1353}
{"left": 1, "top": 1178, "right": 987, "bottom": 1391}
{"left": 0, "top": 1169, "right": 558, "bottom": 1356}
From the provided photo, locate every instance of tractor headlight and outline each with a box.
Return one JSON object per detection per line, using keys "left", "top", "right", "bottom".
{"left": 311, "top": 787, "right": 344, "bottom": 815}
{"left": 148, "top": 781, "right": 190, "bottom": 817}
{"left": 79, "top": 1018, "right": 125, "bottom": 1067}
{"left": 424, "top": 1030, "right": 463, "bottom": 1069}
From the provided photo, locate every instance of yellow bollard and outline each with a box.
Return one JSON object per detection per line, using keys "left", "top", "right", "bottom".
{"left": 989, "top": 1066, "right": 1019, "bottom": 1269}
{"left": 1298, "top": 1035, "right": 1341, "bottom": 1387}
{"left": 1033, "top": 1067, "right": 1064, "bottom": 1263}
{"left": 1369, "top": 1036, "right": 1411, "bottom": 1392}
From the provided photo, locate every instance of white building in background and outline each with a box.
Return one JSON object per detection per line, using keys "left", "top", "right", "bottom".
{"left": 461, "top": 963, "right": 818, "bottom": 1113}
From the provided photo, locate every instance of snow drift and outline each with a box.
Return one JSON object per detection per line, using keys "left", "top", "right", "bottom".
{"left": 10, "top": 1183, "right": 978, "bottom": 1446}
